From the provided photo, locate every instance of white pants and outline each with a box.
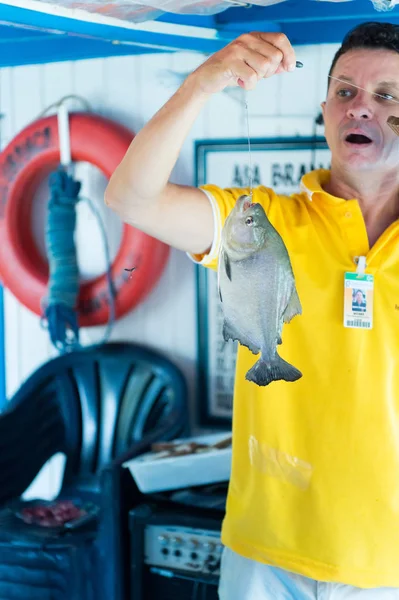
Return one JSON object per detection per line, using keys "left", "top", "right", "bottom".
{"left": 218, "top": 547, "right": 399, "bottom": 599}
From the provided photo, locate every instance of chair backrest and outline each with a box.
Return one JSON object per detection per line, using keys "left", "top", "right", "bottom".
{"left": 0, "top": 342, "right": 188, "bottom": 504}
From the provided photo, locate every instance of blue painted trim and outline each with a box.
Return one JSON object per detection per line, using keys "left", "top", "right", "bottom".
{"left": 212, "top": 0, "right": 399, "bottom": 44}
{"left": 0, "top": 35, "right": 164, "bottom": 67}
{"left": 0, "top": 4, "right": 236, "bottom": 52}
{"left": 0, "top": 23, "right": 46, "bottom": 40}
{"left": 215, "top": 0, "right": 399, "bottom": 24}
{"left": 0, "top": 285, "right": 6, "bottom": 410}
{"left": 1, "top": 1, "right": 399, "bottom": 68}
{"left": 156, "top": 13, "right": 218, "bottom": 29}
{"left": 195, "top": 136, "right": 329, "bottom": 192}
{"left": 285, "top": 18, "right": 399, "bottom": 46}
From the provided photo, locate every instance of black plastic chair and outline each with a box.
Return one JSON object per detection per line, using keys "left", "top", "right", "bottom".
{"left": 0, "top": 341, "right": 189, "bottom": 600}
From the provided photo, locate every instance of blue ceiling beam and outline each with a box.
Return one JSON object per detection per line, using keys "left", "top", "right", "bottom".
{"left": 0, "top": 34, "right": 162, "bottom": 68}
{"left": 158, "top": 0, "right": 399, "bottom": 44}
{"left": 0, "top": 22, "right": 45, "bottom": 40}
{"left": 284, "top": 16, "right": 399, "bottom": 45}
{"left": 1, "top": 0, "right": 399, "bottom": 67}
{"left": 0, "top": 3, "right": 238, "bottom": 56}
{"left": 155, "top": 14, "right": 218, "bottom": 29}
{"left": 215, "top": 0, "right": 399, "bottom": 24}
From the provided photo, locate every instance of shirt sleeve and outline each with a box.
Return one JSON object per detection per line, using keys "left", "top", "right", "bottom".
{"left": 187, "top": 184, "right": 272, "bottom": 271}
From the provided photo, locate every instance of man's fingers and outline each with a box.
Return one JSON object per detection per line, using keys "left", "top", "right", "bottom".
{"left": 240, "top": 40, "right": 284, "bottom": 78}
{"left": 230, "top": 60, "right": 259, "bottom": 90}
{"left": 256, "top": 32, "right": 296, "bottom": 72}
{"left": 237, "top": 45, "right": 283, "bottom": 80}
{"left": 191, "top": 31, "right": 297, "bottom": 95}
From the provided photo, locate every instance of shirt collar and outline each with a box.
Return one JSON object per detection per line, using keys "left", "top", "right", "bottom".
{"left": 300, "top": 169, "right": 337, "bottom": 202}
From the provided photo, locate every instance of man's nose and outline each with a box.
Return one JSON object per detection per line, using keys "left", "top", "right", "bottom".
{"left": 346, "top": 93, "right": 373, "bottom": 120}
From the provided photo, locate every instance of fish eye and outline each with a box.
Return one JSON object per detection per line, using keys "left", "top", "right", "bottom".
{"left": 245, "top": 216, "right": 254, "bottom": 226}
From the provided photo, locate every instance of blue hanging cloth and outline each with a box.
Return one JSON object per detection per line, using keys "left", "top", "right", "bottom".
{"left": 43, "top": 167, "right": 81, "bottom": 353}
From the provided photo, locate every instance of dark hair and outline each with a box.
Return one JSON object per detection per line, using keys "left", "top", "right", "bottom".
{"left": 328, "top": 21, "right": 399, "bottom": 82}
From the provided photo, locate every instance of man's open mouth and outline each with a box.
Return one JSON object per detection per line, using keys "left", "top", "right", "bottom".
{"left": 345, "top": 133, "right": 373, "bottom": 145}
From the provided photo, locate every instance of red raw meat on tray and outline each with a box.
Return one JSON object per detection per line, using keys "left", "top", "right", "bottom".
{"left": 20, "top": 500, "right": 86, "bottom": 527}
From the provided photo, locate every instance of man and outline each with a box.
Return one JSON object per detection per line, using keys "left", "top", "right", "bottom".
{"left": 105, "top": 21, "right": 399, "bottom": 599}
{"left": 352, "top": 289, "right": 367, "bottom": 312}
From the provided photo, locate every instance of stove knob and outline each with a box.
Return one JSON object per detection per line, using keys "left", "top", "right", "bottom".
{"left": 171, "top": 536, "right": 183, "bottom": 548}
{"left": 158, "top": 535, "right": 169, "bottom": 546}
{"left": 188, "top": 539, "right": 199, "bottom": 550}
{"left": 203, "top": 541, "right": 216, "bottom": 552}
{"left": 208, "top": 558, "right": 221, "bottom": 573}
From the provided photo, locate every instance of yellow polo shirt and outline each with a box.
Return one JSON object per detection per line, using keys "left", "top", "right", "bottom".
{"left": 191, "top": 169, "right": 399, "bottom": 588}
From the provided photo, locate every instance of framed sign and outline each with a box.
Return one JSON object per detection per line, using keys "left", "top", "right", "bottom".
{"left": 195, "top": 136, "right": 331, "bottom": 428}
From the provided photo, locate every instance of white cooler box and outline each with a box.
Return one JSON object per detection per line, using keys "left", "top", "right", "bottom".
{"left": 123, "top": 432, "right": 232, "bottom": 493}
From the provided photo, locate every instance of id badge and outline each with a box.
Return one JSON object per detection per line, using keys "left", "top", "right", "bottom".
{"left": 344, "top": 271, "right": 374, "bottom": 329}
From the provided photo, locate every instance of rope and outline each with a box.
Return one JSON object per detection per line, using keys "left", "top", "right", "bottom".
{"left": 37, "top": 95, "right": 117, "bottom": 353}
{"left": 41, "top": 167, "right": 116, "bottom": 353}
{"left": 79, "top": 195, "right": 116, "bottom": 344}
{"left": 42, "top": 168, "right": 80, "bottom": 352}
{"left": 35, "top": 95, "right": 92, "bottom": 120}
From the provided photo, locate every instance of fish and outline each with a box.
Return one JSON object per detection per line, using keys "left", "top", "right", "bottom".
{"left": 218, "top": 195, "right": 302, "bottom": 387}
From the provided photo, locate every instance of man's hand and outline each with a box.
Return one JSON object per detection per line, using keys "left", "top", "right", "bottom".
{"left": 105, "top": 31, "right": 297, "bottom": 256}
{"left": 189, "top": 32, "right": 297, "bottom": 95}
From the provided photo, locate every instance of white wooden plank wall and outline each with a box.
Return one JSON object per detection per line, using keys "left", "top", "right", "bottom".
{"left": 0, "top": 42, "right": 339, "bottom": 499}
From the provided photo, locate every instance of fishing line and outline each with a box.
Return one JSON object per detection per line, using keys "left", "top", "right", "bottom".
{"left": 329, "top": 75, "right": 399, "bottom": 104}
{"left": 328, "top": 75, "right": 399, "bottom": 135}
{"left": 244, "top": 74, "right": 399, "bottom": 189}
{"left": 244, "top": 92, "right": 253, "bottom": 201}
{"left": 328, "top": 75, "right": 399, "bottom": 106}
{"left": 243, "top": 61, "right": 304, "bottom": 202}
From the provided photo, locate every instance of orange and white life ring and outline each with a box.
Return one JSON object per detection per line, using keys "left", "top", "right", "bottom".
{"left": 0, "top": 112, "right": 170, "bottom": 326}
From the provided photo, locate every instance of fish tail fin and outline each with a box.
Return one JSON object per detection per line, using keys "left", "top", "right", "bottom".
{"left": 246, "top": 354, "right": 302, "bottom": 386}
